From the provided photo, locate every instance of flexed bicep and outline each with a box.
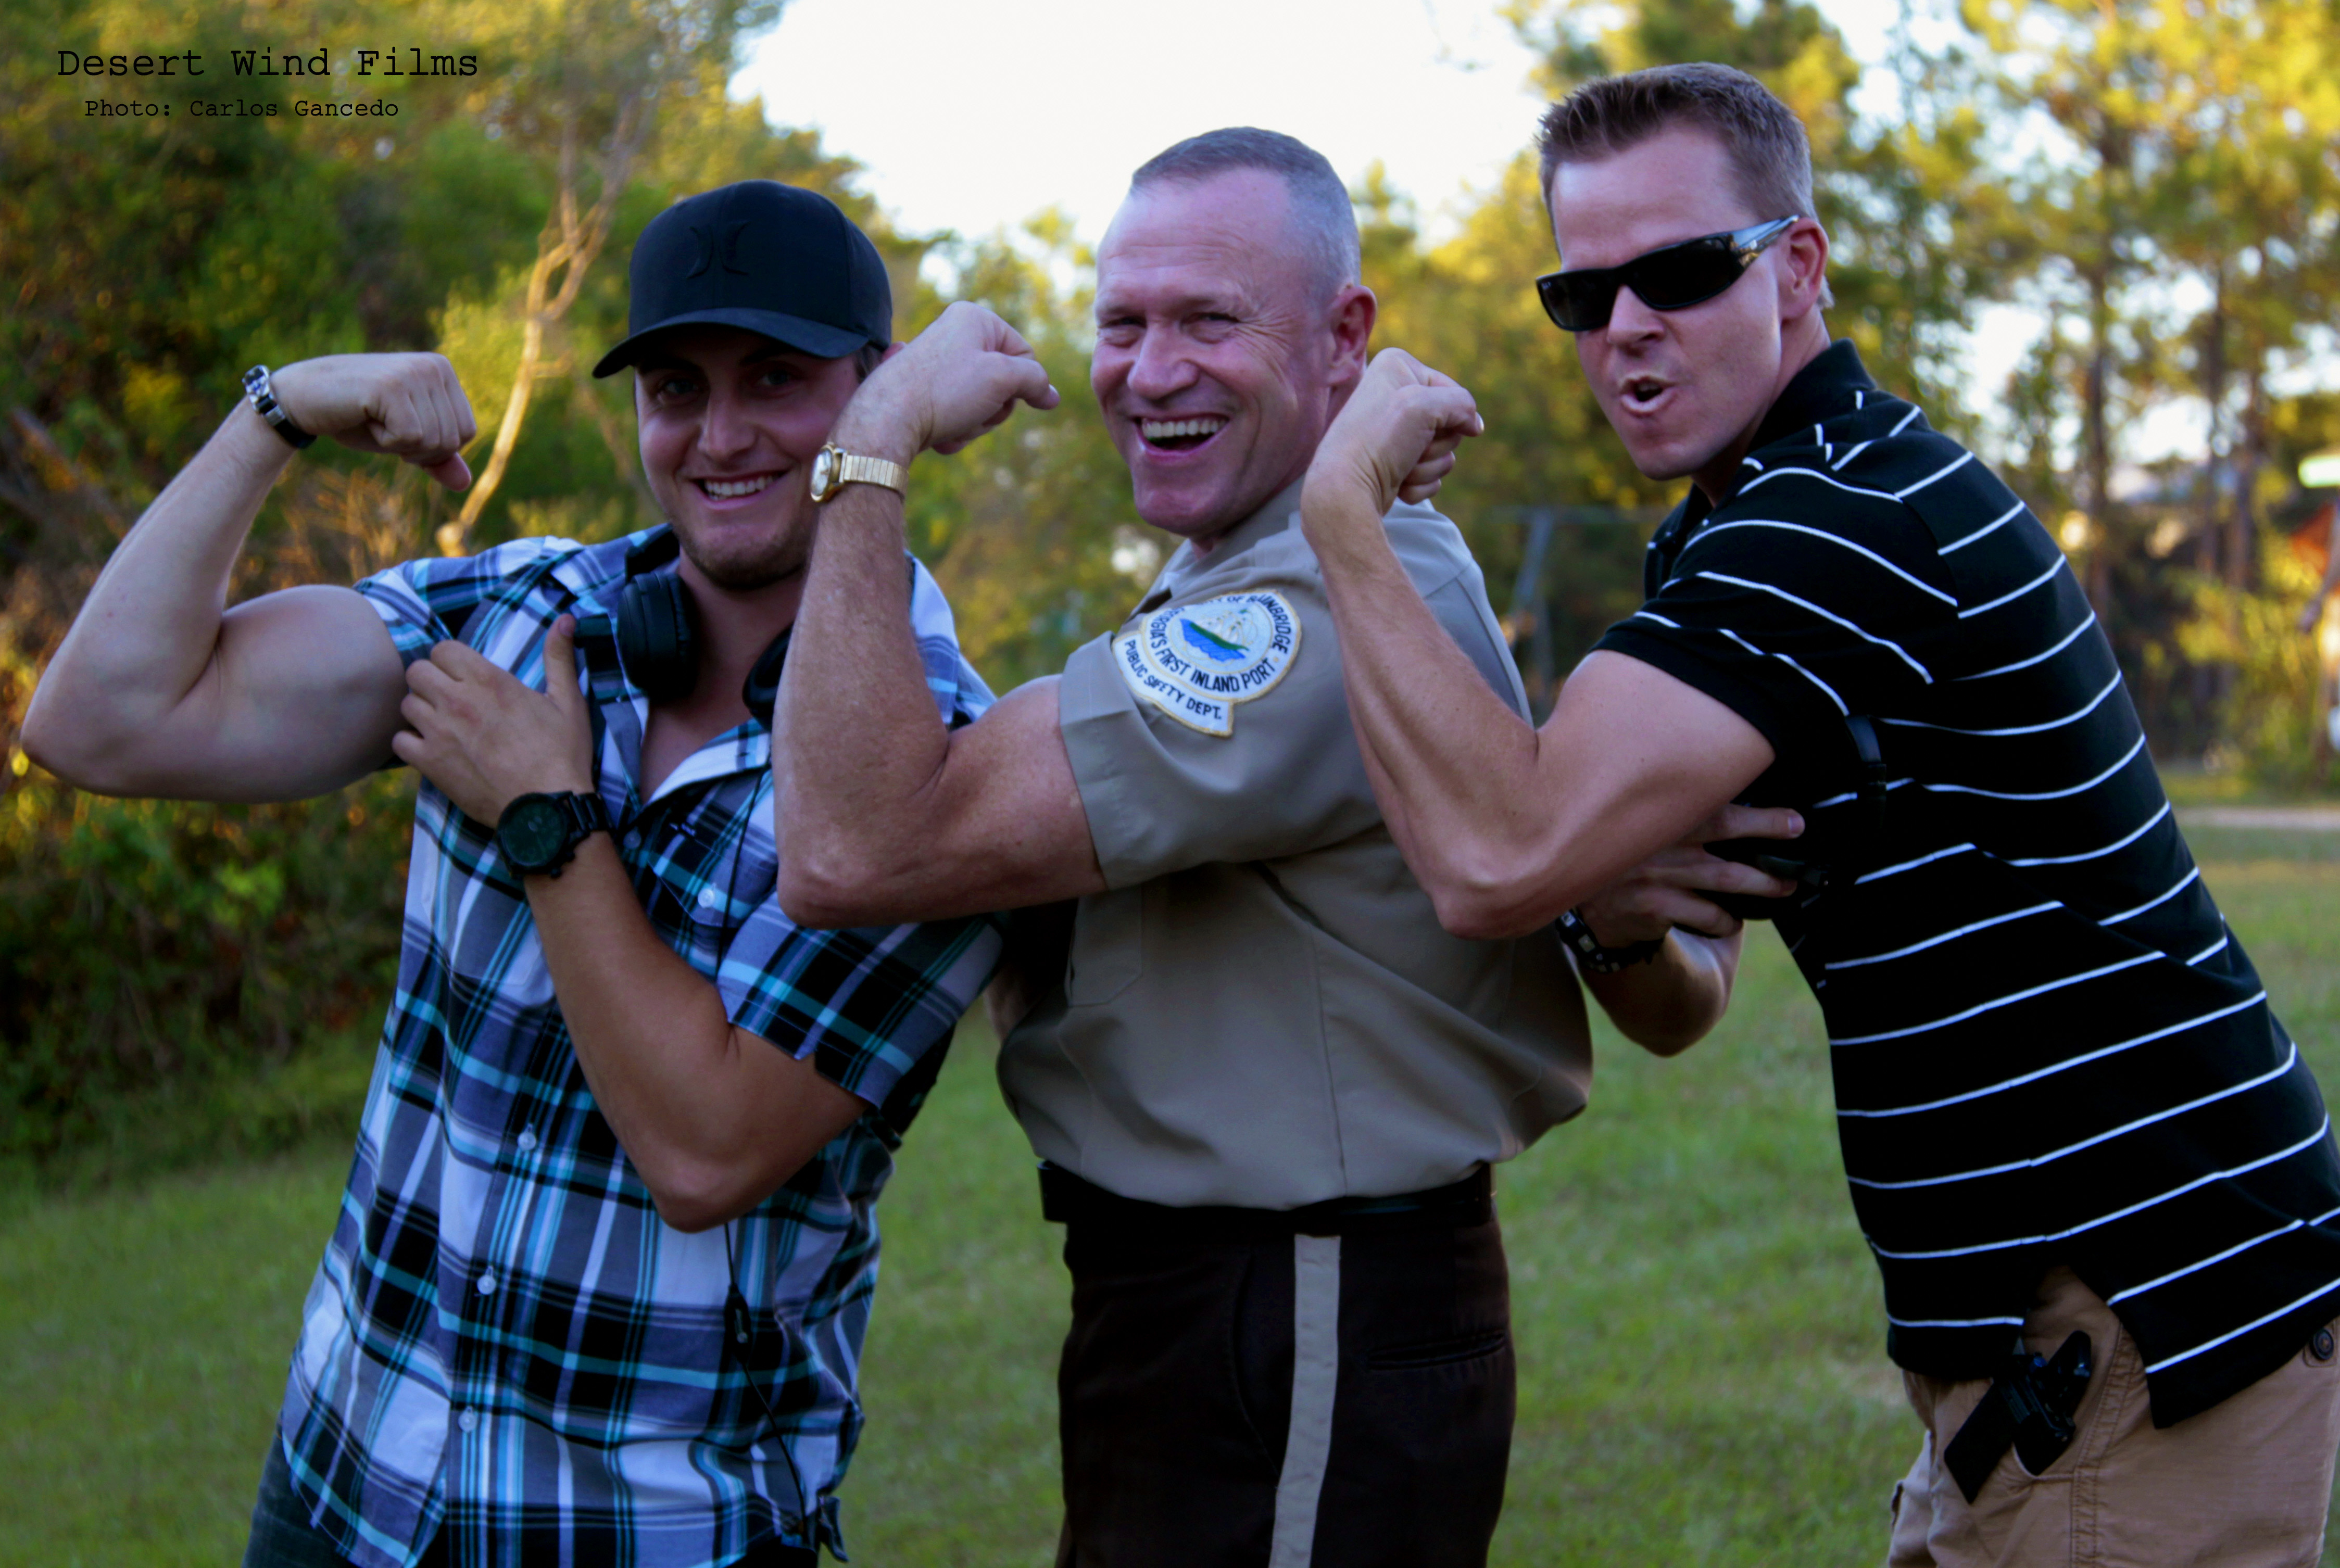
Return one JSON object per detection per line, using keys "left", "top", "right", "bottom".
{"left": 24, "top": 353, "right": 480, "bottom": 804}
{"left": 148, "top": 585, "right": 411, "bottom": 801}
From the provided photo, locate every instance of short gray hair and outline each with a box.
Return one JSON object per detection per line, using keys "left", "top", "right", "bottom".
{"left": 1130, "top": 127, "right": 1361, "bottom": 301}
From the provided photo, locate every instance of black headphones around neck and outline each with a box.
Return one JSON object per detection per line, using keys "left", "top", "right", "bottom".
{"left": 614, "top": 530, "right": 791, "bottom": 723}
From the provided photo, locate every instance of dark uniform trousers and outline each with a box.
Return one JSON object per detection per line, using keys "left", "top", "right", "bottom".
{"left": 1048, "top": 1167, "right": 1515, "bottom": 1568}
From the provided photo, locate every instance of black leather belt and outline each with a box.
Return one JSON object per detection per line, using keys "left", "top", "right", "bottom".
{"left": 1942, "top": 1332, "right": 2093, "bottom": 1502}
{"left": 1039, "top": 1163, "right": 1493, "bottom": 1241}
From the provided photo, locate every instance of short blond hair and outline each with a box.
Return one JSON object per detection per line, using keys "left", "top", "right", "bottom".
{"left": 1538, "top": 62, "right": 1816, "bottom": 227}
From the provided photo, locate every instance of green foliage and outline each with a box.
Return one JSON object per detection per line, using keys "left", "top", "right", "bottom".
{"left": 0, "top": 774, "right": 415, "bottom": 1172}
{"left": 2174, "top": 536, "right": 2331, "bottom": 786}
{"left": 908, "top": 217, "right": 1145, "bottom": 689}
{"left": 0, "top": 0, "right": 900, "bottom": 1174}
{"left": 0, "top": 0, "right": 508, "bottom": 473}
{"left": 433, "top": 269, "right": 536, "bottom": 440}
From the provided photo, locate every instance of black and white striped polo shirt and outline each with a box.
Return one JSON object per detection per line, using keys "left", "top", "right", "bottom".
{"left": 1594, "top": 340, "right": 2340, "bottom": 1424}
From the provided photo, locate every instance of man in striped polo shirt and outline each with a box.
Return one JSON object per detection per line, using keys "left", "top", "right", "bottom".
{"left": 1299, "top": 61, "right": 2340, "bottom": 1567}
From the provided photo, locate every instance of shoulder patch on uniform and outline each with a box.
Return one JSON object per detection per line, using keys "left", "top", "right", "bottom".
{"left": 1114, "top": 590, "right": 1301, "bottom": 737}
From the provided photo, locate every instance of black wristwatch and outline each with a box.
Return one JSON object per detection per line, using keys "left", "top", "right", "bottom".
{"left": 1555, "top": 906, "right": 1665, "bottom": 975}
{"left": 496, "top": 790, "right": 613, "bottom": 877}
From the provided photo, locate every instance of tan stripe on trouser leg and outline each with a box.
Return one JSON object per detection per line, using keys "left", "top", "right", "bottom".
{"left": 1269, "top": 1235, "right": 1342, "bottom": 1568}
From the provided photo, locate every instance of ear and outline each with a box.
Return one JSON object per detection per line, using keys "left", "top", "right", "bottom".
{"left": 879, "top": 340, "right": 908, "bottom": 366}
{"left": 1327, "top": 283, "right": 1377, "bottom": 383}
{"left": 1777, "top": 219, "right": 1831, "bottom": 325}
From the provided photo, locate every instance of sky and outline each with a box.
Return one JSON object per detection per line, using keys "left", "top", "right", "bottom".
{"left": 725, "top": 0, "right": 2175, "bottom": 456}
{"left": 735, "top": 0, "right": 1893, "bottom": 250}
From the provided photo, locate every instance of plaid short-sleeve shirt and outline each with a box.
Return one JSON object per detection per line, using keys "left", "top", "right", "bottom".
{"left": 275, "top": 528, "right": 1001, "bottom": 1568}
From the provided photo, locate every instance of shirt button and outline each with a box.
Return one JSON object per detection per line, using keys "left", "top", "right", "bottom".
{"left": 476, "top": 1271, "right": 498, "bottom": 1296}
{"left": 516, "top": 1128, "right": 537, "bottom": 1153}
{"left": 698, "top": 886, "right": 720, "bottom": 908}
{"left": 623, "top": 831, "right": 640, "bottom": 852}
{"left": 457, "top": 1409, "right": 479, "bottom": 1434}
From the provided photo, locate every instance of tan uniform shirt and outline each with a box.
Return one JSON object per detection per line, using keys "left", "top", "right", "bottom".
{"left": 997, "top": 479, "right": 1592, "bottom": 1209}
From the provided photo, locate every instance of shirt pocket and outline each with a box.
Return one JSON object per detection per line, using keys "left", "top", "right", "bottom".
{"left": 673, "top": 838, "right": 779, "bottom": 974}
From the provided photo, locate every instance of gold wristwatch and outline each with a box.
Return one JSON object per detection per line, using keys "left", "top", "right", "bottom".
{"left": 807, "top": 443, "right": 907, "bottom": 504}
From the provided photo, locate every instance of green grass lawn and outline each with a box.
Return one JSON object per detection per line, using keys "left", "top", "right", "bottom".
{"left": 5, "top": 834, "right": 2337, "bottom": 1565}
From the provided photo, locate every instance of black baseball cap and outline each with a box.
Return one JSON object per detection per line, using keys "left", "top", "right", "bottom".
{"left": 592, "top": 181, "right": 892, "bottom": 378}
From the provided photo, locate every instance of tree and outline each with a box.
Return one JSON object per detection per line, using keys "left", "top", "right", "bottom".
{"left": 2143, "top": 0, "right": 2340, "bottom": 591}
{"left": 1959, "top": 0, "right": 2340, "bottom": 755}
{"left": 424, "top": 0, "right": 785, "bottom": 553}
{"left": 0, "top": 0, "right": 904, "bottom": 1157}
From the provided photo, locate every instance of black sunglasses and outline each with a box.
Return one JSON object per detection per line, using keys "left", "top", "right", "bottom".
{"left": 1535, "top": 217, "right": 1801, "bottom": 333}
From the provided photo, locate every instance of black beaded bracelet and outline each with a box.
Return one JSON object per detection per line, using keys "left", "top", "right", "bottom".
{"left": 242, "top": 364, "right": 317, "bottom": 450}
{"left": 1555, "top": 906, "right": 1665, "bottom": 975}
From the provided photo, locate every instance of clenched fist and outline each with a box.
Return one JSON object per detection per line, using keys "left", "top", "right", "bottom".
{"left": 833, "top": 301, "right": 1060, "bottom": 462}
{"left": 268, "top": 352, "right": 477, "bottom": 490}
{"left": 1305, "top": 348, "right": 1484, "bottom": 515}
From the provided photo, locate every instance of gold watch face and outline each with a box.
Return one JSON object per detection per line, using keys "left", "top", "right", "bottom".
{"left": 809, "top": 445, "right": 839, "bottom": 502}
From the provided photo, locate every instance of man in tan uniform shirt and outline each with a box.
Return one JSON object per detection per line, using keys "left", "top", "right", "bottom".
{"left": 771, "top": 129, "right": 1789, "bottom": 1567}
{"left": 1014, "top": 473, "right": 1593, "bottom": 1210}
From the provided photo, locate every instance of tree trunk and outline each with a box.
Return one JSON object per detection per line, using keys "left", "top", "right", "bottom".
{"left": 2231, "top": 361, "right": 2262, "bottom": 594}
{"left": 438, "top": 253, "right": 554, "bottom": 555}
{"left": 2082, "top": 286, "right": 2113, "bottom": 618}
{"left": 436, "top": 105, "right": 650, "bottom": 556}
{"left": 2196, "top": 263, "right": 2225, "bottom": 581}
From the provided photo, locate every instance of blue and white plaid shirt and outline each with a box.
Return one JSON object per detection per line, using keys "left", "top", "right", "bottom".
{"left": 274, "top": 529, "right": 1001, "bottom": 1568}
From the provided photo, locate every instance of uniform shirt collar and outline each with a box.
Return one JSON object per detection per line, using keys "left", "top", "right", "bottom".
{"left": 1155, "top": 475, "right": 1307, "bottom": 601}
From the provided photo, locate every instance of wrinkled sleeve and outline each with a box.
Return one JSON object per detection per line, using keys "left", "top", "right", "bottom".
{"left": 1059, "top": 576, "right": 1373, "bottom": 888}
{"left": 353, "top": 537, "right": 562, "bottom": 669}
{"left": 909, "top": 554, "right": 995, "bottom": 728}
{"left": 719, "top": 894, "right": 1002, "bottom": 1134}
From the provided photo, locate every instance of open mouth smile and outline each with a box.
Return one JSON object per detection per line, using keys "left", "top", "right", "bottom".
{"left": 694, "top": 472, "right": 779, "bottom": 500}
{"left": 1138, "top": 416, "right": 1228, "bottom": 453}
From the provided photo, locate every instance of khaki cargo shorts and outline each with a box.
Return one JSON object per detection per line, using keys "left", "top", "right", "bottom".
{"left": 1886, "top": 1268, "right": 2340, "bottom": 1567}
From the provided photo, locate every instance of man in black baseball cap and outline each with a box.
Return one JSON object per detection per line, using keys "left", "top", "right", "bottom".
{"left": 594, "top": 180, "right": 894, "bottom": 374}
{"left": 26, "top": 174, "right": 1005, "bottom": 1567}
{"left": 592, "top": 179, "right": 905, "bottom": 602}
